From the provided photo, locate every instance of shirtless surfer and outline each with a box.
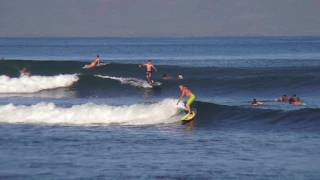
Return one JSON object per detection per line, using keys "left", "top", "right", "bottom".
{"left": 275, "top": 94, "right": 289, "bottom": 102}
{"left": 162, "top": 74, "right": 172, "bottom": 79}
{"left": 177, "top": 85, "right": 196, "bottom": 116}
{"left": 21, "top": 68, "right": 31, "bottom": 76}
{"left": 289, "top": 94, "right": 303, "bottom": 105}
{"left": 87, "top": 55, "right": 100, "bottom": 68}
{"left": 139, "top": 60, "right": 157, "bottom": 84}
{"left": 251, "top": 98, "right": 264, "bottom": 105}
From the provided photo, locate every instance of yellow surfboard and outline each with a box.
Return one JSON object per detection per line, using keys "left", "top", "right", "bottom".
{"left": 181, "top": 110, "right": 196, "bottom": 121}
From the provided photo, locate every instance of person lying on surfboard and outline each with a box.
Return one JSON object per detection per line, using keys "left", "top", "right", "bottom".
{"left": 177, "top": 85, "right": 196, "bottom": 116}
{"left": 289, "top": 94, "right": 303, "bottom": 105}
{"left": 87, "top": 55, "right": 100, "bottom": 68}
{"left": 275, "top": 94, "right": 289, "bottom": 102}
{"left": 162, "top": 74, "right": 172, "bottom": 79}
{"left": 251, "top": 98, "right": 264, "bottom": 105}
{"left": 139, "top": 60, "right": 157, "bottom": 84}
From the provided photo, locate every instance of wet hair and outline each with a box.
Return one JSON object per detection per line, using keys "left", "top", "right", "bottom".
{"left": 293, "top": 94, "right": 296, "bottom": 97}
{"left": 163, "top": 74, "right": 166, "bottom": 77}
{"left": 283, "top": 95, "right": 287, "bottom": 97}
{"left": 148, "top": 60, "right": 151, "bottom": 62}
{"left": 97, "top": 55, "right": 99, "bottom": 57}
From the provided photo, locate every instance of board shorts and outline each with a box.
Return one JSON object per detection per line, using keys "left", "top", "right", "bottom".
{"left": 187, "top": 95, "right": 196, "bottom": 105}
{"left": 146, "top": 71, "right": 152, "bottom": 75}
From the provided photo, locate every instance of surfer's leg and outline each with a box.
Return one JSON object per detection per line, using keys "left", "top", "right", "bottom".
{"left": 146, "top": 73, "right": 151, "bottom": 83}
{"left": 186, "top": 95, "right": 196, "bottom": 114}
{"left": 186, "top": 104, "right": 192, "bottom": 114}
{"left": 148, "top": 72, "right": 153, "bottom": 83}
{"left": 89, "top": 62, "right": 96, "bottom": 67}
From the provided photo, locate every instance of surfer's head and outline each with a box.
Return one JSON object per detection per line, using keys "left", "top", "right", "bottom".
{"left": 179, "top": 85, "right": 184, "bottom": 90}
{"left": 148, "top": 60, "right": 151, "bottom": 64}
{"left": 97, "top": 55, "right": 99, "bottom": 57}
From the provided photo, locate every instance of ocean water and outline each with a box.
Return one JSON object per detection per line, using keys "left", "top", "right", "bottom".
{"left": 0, "top": 37, "right": 320, "bottom": 179}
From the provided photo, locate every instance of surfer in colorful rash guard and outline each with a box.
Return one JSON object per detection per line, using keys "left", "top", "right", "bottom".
{"left": 139, "top": 60, "right": 157, "bottom": 84}
{"left": 177, "top": 85, "right": 196, "bottom": 115}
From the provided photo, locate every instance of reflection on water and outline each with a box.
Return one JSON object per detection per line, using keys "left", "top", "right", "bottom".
{"left": 141, "top": 87, "right": 162, "bottom": 102}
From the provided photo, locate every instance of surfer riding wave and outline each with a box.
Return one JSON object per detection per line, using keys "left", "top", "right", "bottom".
{"left": 177, "top": 85, "right": 196, "bottom": 116}
{"left": 139, "top": 60, "right": 157, "bottom": 84}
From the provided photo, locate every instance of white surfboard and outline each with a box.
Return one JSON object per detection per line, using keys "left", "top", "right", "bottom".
{"left": 82, "top": 63, "right": 110, "bottom": 69}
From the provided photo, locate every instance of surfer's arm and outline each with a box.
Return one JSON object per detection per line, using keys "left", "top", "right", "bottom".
{"left": 152, "top": 65, "right": 157, "bottom": 72}
{"left": 139, "top": 64, "right": 146, "bottom": 67}
{"left": 177, "top": 92, "right": 186, "bottom": 105}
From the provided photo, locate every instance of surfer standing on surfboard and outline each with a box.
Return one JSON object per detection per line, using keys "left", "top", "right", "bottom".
{"left": 177, "top": 85, "right": 196, "bottom": 116}
{"left": 139, "top": 60, "right": 157, "bottom": 84}
{"left": 88, "top": 55, "right": 100, "bottom": 68}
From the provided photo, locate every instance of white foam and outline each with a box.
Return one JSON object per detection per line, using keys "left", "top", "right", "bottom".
{"left": 96, "top": 75, "right": 161, "bottom": 88}
{"left": 0, "top": 74, "right": 79, "bottom": 93}
{"left": 0, "top": 98, "right": 185, "bottom": 125}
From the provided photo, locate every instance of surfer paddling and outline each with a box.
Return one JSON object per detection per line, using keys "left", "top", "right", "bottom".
{"left": 251, "top": 98, "right": 264, "bottom": 105}
{"left": 177, "top": 85, "right": 196, "bottom": 116}
{"left": 86, "top": 55, "right": 100, "bottom": 68}
{"left": 139, "top": 60, "right": 157, "bottom": 84}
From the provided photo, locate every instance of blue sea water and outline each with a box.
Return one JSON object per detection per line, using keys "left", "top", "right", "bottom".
{"left": 0, "top": 37, "right": 320, "bottom": 179}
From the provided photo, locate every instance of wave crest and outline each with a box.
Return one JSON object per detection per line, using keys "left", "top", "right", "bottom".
{"left": 0, "top": 74, "right": 79, "bottom": 93}
{"left": 95, "top": 75, "right": 161, "bottom": 88}
{"left": 0, "top": 98, "right": 185, "bottom": 125}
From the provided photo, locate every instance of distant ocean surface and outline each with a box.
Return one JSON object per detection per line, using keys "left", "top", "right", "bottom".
{"left": 0, "top": 37, "right": 320, "bottom": 179}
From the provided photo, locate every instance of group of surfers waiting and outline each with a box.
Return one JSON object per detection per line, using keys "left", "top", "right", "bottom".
{"left": 251, "top": 94, "right": 303, "bottom": 106}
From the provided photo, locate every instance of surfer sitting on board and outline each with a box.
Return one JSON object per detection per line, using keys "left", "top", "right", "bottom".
{"left": 139, "top": 60, "right": 157, "bottom": 84}
{"left": 87, "top": 55, "right": 100, "bottom": 68}
{"left": 177, "top": 85, "right": 196, "bottom": 116}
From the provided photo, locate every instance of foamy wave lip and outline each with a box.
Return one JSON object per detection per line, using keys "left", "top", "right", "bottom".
{"left": 95, "top": 75, "right": 161, "bottom": 88}
{"left": 0, "top": 99, "right": 185, "bottom": 125}
{"left": 0, "top": 74, "right": 79, "bottom": 93}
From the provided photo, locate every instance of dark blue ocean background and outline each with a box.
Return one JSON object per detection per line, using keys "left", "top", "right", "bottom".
{"left": 0, "top": 37, "right": 320, "bottom": 179}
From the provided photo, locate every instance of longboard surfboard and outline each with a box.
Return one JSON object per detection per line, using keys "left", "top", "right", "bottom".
{"left": 181, "top": 110, "right": 196, "bottom": 121}
{"left": 82, "top": 63, "right": 110, "bottom": 69}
